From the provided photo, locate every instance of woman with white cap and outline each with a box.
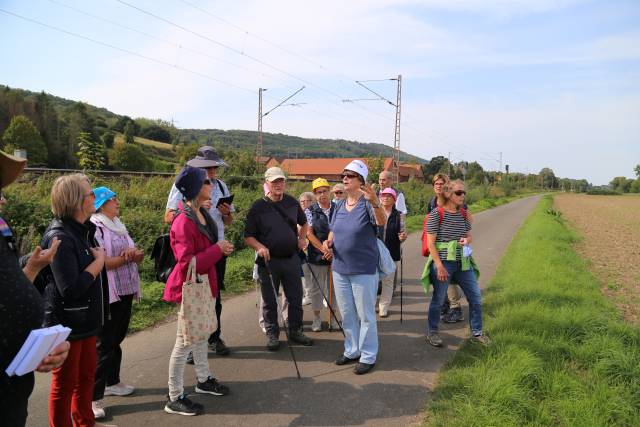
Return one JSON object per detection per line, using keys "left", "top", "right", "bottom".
{"left": 90, "top": 186, "right": 144, "bottom": 419}
{"left": 323, "top": 160, "right": 386, "bottom": 375}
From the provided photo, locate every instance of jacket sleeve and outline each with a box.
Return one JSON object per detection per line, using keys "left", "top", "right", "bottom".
{"left": 171, "top": 217, "right": 223, "bottom": 276}
{"left": 49, "top": 233, "right": 96, "bottom": 299}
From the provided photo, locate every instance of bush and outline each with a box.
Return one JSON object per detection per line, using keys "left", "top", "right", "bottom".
{"left": 109, "top": 142, "right": 152, "bottom": 171}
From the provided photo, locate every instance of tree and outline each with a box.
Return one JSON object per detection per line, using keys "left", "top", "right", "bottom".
{"left": 422, "top": 156, "right": 450, "bottom": 183}
{"left": 538, "top": 167, "right": 557, "bottom": 189}
{"left": 635, "top": 164, "right": 640, "bottom": 178}
{"left": 367, "top": 155, "right": 386, "bottom": 182}
{"left": 110, "top": 141, "right": 151, "bottom": 171}
{"left": 76, "top": 132, "right": 104, "bottom": 170}
{"left": 610, "top": 176, "right": 633, "bottom": 193}
{"left": 140, "top": 124, "right": 172, "bottom": 143}
{"left": 1, "top": 115, "right": 48, "bottom": 164}
{"left": 629, "top": 179, "right": 640, "bottom": 193}
{"left": 101, "top": 130, "right": 115, "bottom": 148}
{"left": 124, "top": 121, "right": 135, "bottom": 144}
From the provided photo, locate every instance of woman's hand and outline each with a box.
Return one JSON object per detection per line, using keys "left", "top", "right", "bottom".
{"left": 26, "top": 237, "right": 61, "bottom": 272}
{"left": 361, "top": 183, "right": 379, "bottom": 205}
{"left": 321, "top": 247, "right": 333, "bottom": 261}
{"left": 256, "top": 245, "right": 270, "bottom": 262}
{"left": 216, "top": 240, "right": 234, "bottom": 257}
{"left": 435, "top": 263, "right": 449, "bottom": 282}
{"left": 36, "top": 341, "right": 70, "bottom": 373}
{"left": 398, "top": 231, "right": 407, "bottom": 242}
{"left": 90, "top": 247, "right": 106, "bottom": 268}
{"left": 459, "top": 237, "right": 469, "bottom": 246}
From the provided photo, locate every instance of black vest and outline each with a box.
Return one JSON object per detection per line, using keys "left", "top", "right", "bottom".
{"left": 383, "top": 207, "right": 402, "bottom": 261}
{"left": 307, "top": 203, "right": 334, "bottom": 265}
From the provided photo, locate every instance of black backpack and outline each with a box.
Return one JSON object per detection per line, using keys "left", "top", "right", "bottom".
{"left": 150, "top": 233, "right": 175, "bottom": 283}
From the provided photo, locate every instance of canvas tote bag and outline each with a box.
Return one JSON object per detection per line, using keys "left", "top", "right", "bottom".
{"left": 179, "top": 257, "right": 217, "bottom": 346}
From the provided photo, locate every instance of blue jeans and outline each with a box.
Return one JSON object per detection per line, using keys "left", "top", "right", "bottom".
{"left": 428, "top": 261, "right": 483, "bottom": 336}
{"left": 332, "top": 271, "right": 379, "bottom": 364}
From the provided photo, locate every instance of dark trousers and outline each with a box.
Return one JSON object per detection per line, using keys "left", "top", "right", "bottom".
{"left": 0, "top": 372, "right": 34, "bottom": 427}
{"left": 208, "top": 256, "right": 226, "bottom": 344}
{"left": 93, "top": 294, "right": 133, "bottom": 401}
{"left": 258, "top": 255, "right": 303, "bottom": 337}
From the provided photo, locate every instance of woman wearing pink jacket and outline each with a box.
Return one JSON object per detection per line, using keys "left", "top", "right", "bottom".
{"left": 162, "top": 166, "right": 234, "bottom": 417}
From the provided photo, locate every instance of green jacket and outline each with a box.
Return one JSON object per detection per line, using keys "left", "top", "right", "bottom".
{"left": 420, "top": 240, "right": 479, "bottom": 292}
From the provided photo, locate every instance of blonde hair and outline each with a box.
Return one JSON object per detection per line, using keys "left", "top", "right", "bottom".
{"left": 51, "top": 173, "right": 90, "bottom": 219}
{"left": 432, "top": 173, "right": 449, "bottom": 185}
{"left": 442, "top": 179, "right": 465, "bottom": 201}
{"left": 299, "top": 191, "right": 315, "bottom": 202}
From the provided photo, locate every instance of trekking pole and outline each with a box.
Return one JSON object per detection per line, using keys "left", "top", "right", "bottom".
{"left": 328, "top": 265, "right": 333, "bottom": 331}
{"left": 264, "top": 260, "right": 301, "bottom": 380}
{"left": 400, "top": 250, "right": 404, "bottom": 324}
{"left": 303, "top": 254, "right": 345, "bottom": 337}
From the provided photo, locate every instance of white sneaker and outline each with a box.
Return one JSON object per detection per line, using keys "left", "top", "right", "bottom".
{"left": 311, "top": 317, "right": 322, "bottom": 332}
{"left": 330, "top": 319, "right": 341, "bottom": 331}
{"left": 104, "top": 382, "right": 135, "bottom": 396}
{"left": 92, "top": 400, "right": 106, "bottom": 419}
{"left": 302, "top": 296, "right": 312, "bottom": 306}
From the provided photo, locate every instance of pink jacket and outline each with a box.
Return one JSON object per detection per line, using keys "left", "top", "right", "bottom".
{"left": 162, "top": 213, "right": 223, "bottom": 304}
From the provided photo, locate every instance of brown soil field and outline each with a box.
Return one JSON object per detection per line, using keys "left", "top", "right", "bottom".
{"left": 555, "top": 194, "right": 640, "bottom": 324}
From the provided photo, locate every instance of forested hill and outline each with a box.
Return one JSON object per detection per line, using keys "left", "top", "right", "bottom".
{"left": 0, "top": 84, "right": 425, "bottom": 170}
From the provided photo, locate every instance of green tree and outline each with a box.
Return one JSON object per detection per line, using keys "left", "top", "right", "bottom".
{"left": 538, "top": 167, "right": 557, "bottom": 189}
{"left": 124, "top": 121, "right": 135, "bottom": 144}
{"left": 1, "top": 115, "right": 48, "bottom": 164}
{"left": 610, "top": 176, "right": 633, "bottom": 193}
{"left": 629, "top": 179, "right": 640, "bottom": 193}
{"left": 367, "top": 155, "right": 386, "bottom": 183}
{"left": 76, "top": 132, "right": 104, "bottom": 170}
{"left": 110, "top": 142, "right": 151, "bottom": 171}
{"left": 634, "top": 164, "right": 640, "bottom": 178}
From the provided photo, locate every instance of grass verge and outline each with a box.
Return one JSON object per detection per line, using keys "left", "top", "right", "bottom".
{"left": 424, "top": 195, "right": 640, "bottom": 426}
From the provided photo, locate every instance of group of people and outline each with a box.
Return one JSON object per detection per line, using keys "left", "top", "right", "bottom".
{"left": 0, "top": 144, "right": 488, "bottom": 425}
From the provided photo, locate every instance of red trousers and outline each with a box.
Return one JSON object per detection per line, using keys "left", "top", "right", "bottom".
{"left": 49, "top": 336, "right": 97, "bottom": 427}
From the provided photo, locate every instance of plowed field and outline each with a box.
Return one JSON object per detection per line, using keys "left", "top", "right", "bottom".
{"left": 555, "top": 194, "right": 640, "bottom": 324}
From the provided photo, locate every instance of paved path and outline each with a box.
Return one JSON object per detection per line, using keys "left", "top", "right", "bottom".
{"left": 28, "top": 196, "right": 540, "bottom": 427}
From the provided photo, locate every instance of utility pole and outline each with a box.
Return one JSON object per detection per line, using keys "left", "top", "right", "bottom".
{"left": 343, "top": 75, "right": 402, "bottom": 182}
{"left": 256, "top": 86, "right": 305, "bottom": 174}
{"left": 499, "top": 152, "right": 503, "bottom": 173}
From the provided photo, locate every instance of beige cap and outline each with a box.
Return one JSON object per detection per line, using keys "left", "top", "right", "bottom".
{"left": 264, "top": 166, "right": 286, "bottom": 182}
{"left": 0, "top": 150, "right": 27, "bottom": 188}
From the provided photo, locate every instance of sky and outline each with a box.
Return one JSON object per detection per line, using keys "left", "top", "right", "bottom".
{"left": 1, "top": 0, "right": 639, "bottom": 185}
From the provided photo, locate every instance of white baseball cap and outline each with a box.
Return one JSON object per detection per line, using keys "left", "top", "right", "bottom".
{"left": 343, "top": 159, "right": 368, "bottom": 182}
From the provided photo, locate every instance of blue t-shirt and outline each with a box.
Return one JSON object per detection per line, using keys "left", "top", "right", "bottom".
{"left": 330, "top": 198, "right": 379, "bottom": 275}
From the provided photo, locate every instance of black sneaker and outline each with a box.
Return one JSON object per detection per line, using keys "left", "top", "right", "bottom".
{"left": 443, "top": 307, "right": 464, "bottom": 323}
{"left": 195, "top": 377, "right": 230, "bottom": 396}
{"left": 186, "top": 352, "right": 194, "bottom": 365}
{"left": 335, "top": 354, "right": 359, "bottom": 366}
{"left": 267, "top": 336, "right": 280, "bottom": 351}
{"left": 164, "top": 394, "right": 203, "bottom": 416}
{"left": 210, "top": 339, "right": 231, "bottom": 356}
{"left": 289, "top": 329, "right": 313, "bottom": 346}
{"left": 354, "top": 362, "right": 375, "bottom": 375}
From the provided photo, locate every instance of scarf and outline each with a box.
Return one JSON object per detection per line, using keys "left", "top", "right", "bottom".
{"left": 92, "top": 213, "right": 128, "bottom": 236}
{"left": 182, "top": 205, "right": 219, "bottom": 244}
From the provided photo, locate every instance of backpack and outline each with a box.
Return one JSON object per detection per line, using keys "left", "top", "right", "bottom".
{"left": 151, "top": 232, "right": 176, "bottom": 283}
{"left": 421, "top": 206, "right": 468, "bottom": 257}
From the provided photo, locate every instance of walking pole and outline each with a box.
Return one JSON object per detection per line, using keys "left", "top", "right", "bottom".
{"left": 303, "top": 254, "right": 345, "bottom": 337}
{"left": 400, "top": 250, "right": 404, "bottom": 324}
{"left": 328, "top": 265, "right": 333, "bottom": 331}
{"left": 264, "top": 260, "right": 302, "bottom": 380}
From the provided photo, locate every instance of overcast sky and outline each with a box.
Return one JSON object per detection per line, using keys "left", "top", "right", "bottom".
{"left": 1, "top": 0, "right": 639, "bottom": 184}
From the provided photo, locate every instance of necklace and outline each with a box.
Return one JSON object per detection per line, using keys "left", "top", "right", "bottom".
{"left": 346, "top": 196, "right": 361, "bottom": 207}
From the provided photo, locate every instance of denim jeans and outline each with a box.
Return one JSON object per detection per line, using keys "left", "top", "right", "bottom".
{"left": 428, "top": 261, "right": 483, "bottom": 336}
{"left": 332, "top": 271, "right": 379, "bottom": 364}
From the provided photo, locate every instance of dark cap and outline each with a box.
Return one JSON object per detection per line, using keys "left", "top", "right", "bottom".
{"left": 186, "top": 146, "right": 227, "bottom": 168}
{"left": 175, "top": 166, "right": 206, "bottom": 200}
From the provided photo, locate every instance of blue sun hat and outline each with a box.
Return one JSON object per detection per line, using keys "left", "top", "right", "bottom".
{"left": 93, "top": 186, "right": 116, "bottom": 210}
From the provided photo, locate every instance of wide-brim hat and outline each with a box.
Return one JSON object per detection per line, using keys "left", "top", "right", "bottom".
{"left": 92, "top": 186, "right": 117, "bottom": 211}
{"left": 343, "top": 159, "right": 368, "bottom": 182}
{"left": 0, "top": 150, "right": 27, "bottom": 188}
{"left": 186, "top": 146, "right": 227, "bottom": 168}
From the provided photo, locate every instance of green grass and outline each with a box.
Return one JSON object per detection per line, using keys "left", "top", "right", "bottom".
{"left": 424, "top": 196, "right": 640, "bottom": 427}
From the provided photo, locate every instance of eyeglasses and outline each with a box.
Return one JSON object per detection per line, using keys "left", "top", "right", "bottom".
{"left": 341, "top": 173, "right": 359, "bottom": 179}
{"left": 333, "top": 191, "right": 343, "bottom": 195}
{"left": 300, "top": 199, "right": 313, "bottom": 203}
{"left": 454, "top": 190, "right": 466, "bottom": 196}
{"left": 203, "top": 179, "right": 213, "bottom": 185}
{"left": 315, "top": 189, "right": 329, "bottom": 195}
{"left": 204, "top": 166, "right": 219, "bottom": 170}
{"left": 434, "top": 182, "right": 445, "bottom": 186}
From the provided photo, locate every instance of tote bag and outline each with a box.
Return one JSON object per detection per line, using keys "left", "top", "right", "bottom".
{"left": 179, "top": 257, "right": 217, "bottom": 346}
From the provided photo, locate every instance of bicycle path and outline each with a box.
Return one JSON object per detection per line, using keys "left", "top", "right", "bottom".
{"left": 28, "top": 195, "right": 541, "bottom": 426}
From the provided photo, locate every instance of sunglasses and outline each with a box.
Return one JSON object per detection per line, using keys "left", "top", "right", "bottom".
{"left": 203, "top": 179, "right": 213, "bottom": 185}
{"left": 204, "top": 166, "right": 219, "bottom": 170}
{"left": 454, "top": 190, "right": 466, "bottom": 196}
{"left": 333, "top": 191, "right": 343, "bottom": 195}
{"left": 341, "top": 173, "right": 359, "bottom": 179}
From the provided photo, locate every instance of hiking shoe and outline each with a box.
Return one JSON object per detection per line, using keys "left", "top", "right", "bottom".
{"left": 354, "top": 362, "right": 375, "bottom": 375}
{"left": 330, "top": 319, "right": 341, "bottom": 331}
{"left": 195, "top": 377, "right": 230, "bottom": 396}
{"left": 311, "top": 317, "right": 322, "bottom": 332}
{"left": 164, "top": 395, "right": 203, "bottom": 416}
{"left": 92, "top": 400, "right": 106, "bottom": 419}
{"left": 104, "top": 382, "right": 135, "bottom": 396}
{"left": 427, "top": 332, "right": 443, "bottom": 347}
{"left": 289, "top": 329, "right": 314, "bottom": 346}
{"left": 335, "top": 354, "right": 359, "bottom": 365}
{"left": 210, "top": 339, "right": 231, "bottom": 356}
{"left": 472, "top": 334, "right": 491, "bottom": 345}
{"left": 443, "top": 307, "right": 464, "bottom": 323}
{"left": 267, "top": 336, "right": 280, "bottom": 351}
{"left": 379, "top": 309, "right": 389, "bottom": 318}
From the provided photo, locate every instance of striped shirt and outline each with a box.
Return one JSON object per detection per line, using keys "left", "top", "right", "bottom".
{"left": 426, "top": 209, "right": 471, "bottom": 261}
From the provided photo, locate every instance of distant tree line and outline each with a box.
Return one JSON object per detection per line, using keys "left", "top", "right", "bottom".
{"left": 608, "top": 165, "right": 640, "bottom": 193}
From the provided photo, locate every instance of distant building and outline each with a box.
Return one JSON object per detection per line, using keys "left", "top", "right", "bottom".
{"left": 265, "top": 157, "right": 424, "bottom": 182}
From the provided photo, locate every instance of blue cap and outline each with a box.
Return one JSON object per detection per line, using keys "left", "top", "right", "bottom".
{"left": 92, "top": 186, "right": 116, "bottom": 210}
{"left": 175, "top": 166, "right": 206, "bottom": 200}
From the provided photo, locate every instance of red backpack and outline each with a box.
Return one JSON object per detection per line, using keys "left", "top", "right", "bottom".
{"left": 421, "top": 207, "right": 467, "bottom": 257}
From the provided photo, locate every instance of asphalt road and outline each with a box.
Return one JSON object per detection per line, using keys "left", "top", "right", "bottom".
{"left": 28, "top": 195, "right": 540, "bottom": 427}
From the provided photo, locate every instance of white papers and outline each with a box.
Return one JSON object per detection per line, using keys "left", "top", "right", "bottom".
{"left": 5, "top": 325, "right": 71, "bottom": 377}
